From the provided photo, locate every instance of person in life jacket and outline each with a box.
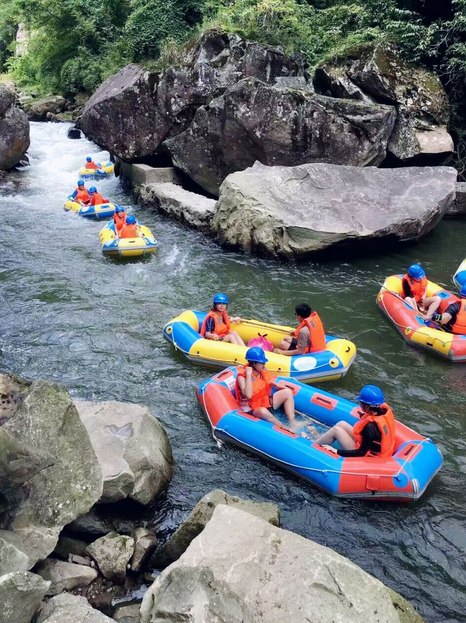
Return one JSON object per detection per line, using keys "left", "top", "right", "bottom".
{"left": 236, "top": 347, "right": 298, "bottom": 431}
{"left": 316, "top": 385, "right": 396, "bottom": 458}
{"left": 113, "top": 206, "right": 127, "bottom": 235}
{"left": 84, "top": 156, "right": 102, "bottom": 171}
{"left": 88, "top": 186, "right": 109, "bottom": 206}
{"left": 274, "top": 303, "right": 326, "bottom": 355}
{"left": 200, "top": 293, "right": 246, "bottom": 346}
{"left": 402, "top": 264, "right": 441, "bottom": 320}
{"left": 119, "top": 214, "right": 141, "bottom": 239}
{"left": 69, "top": 180, "right": 90, "bottom": 205}
{"left": 431, "top": 283, "right": 466, "bottom": 334}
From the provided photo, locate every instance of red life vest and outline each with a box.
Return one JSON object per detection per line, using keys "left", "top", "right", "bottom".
{"left": 294, "top": 312, "right": 326, "bottom": 353}
{"left": 113, "top": 211, "right": 127, "bottom": 233}
{"left": 89, "top": 192, "right": 107, "bottom": 206}
{"left": 75, "top": 187, "right": 89, "bottom": 203}
{"left": 85, "top": 161, "right": 100, "bottom": 170}
{"left": 235, "top": 366, "right": 271, "bottom": 411}
{"left": 353, "top": 404, "right": 396, "bottom": 458}
{"left": 119, "top": 223, "right": 139, "bottom": 238}
{"left": 450, "top": 299, "right": 466, "bottom": 335}
{"left": 402, "top": 274, "right": 427, "bottom": 303}
{"left": 200, "top": 311, "right": 231, "bottom": 337}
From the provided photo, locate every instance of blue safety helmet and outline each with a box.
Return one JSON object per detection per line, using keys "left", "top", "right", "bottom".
{"left": 86, "top": 156, "right": 92, "bottom": 162}
{"left": 356, "top": 385, "right": 385, "bottom": 407}
{"left": 126, "top": 215, "right": 137, "bottom": 224}
{"left": 77, "top": 180, "right": 84, "bottom": 186}
{"left": 115, "top": 206, "right": 125, "bottom": 213}
{"left": 213, "top": 293, "right": 229, "bottom": 305}
{"left": 407, "top": 264, "right": 426, "bottom": 280}
{"left": 89, "top": 186, "right": 97, "bottom": 193}
{"left": 245, "top": 347, "right": 268, "bottom": 364}
{"left": 460, "top": 284, "right": 466, "bottom": 298}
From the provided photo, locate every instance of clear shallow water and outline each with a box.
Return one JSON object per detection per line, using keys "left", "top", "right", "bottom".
{"left": 1, "top": 123, "right": 465, "bottom": 621}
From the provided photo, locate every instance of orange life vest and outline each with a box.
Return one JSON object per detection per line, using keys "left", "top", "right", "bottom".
{"left": 450, "top": 299, "right": 466, "bottom": 335}
{"left": 85, "top": 161, "right": 100, "bottom": 170}
{"left": 113, "top": 211, "right": 127, "bottom": 233}
{"left": 89, "top": 192, "right": 107, "bottom": 206}
{"left": 402, "top": 274, "right": 427, "bottom": 303}
{"left": 235, "top": 366, "right": 272, "bottom": 411}
{"left": 75, "top": 187, "right": 89, "bottom": 203}
{"left": 200, "top": 310, "right": 231, "bottom": 337}
{"left": 294, "top": 312, "right": 326, "bottom": 353}
{"left": 353, "top": 404, "right": 396, "bottom": 458}
{"left": 119, "top": 223, "right": 139, "bottom": 238}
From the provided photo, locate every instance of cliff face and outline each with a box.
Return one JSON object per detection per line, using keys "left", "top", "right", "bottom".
{"left": 0, "top": 84, "right": 29, "bottom": 171}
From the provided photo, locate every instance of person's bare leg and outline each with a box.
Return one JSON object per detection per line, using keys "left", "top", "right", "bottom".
{"left": 316, "top": 424, "right": 356, "bottom": 449}
{"left": 404, "top": 296, "right": 418, "bottom": 310}
{"left": 272, "top": 389, "right": 296, "bottom": 425}
{"left": 252, "top": 407, "right": 288, "bottom": 429}
{"left": 423, "top": 296, "right": 441, "bottom": 320}
{"left": 277, "top": 336, "right": 292, "bottom": 350}
{"left": 334, "top": 421, "right": 354, "bottom": 435}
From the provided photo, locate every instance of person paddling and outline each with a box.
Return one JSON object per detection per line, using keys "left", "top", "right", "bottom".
{"left": 69, "top": 180, "right": 90, "bottom": 205}
{"left": 316, "top": 385, "right": 396, "bottom": 458}
{"left": 402, "top": 264, "right": 441, "bottom": 321}
{"left": 274, "top": 303, "right": 326, "bottom": 355}
{"left": 200, "top": 293, "right": 246, "bottom": 346}
{"left": 236, "top": 347, "right": 297, "bottom": 431}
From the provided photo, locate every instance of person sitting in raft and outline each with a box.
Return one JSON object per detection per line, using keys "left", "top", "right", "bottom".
{"left": 431, "top": 283, "right": 466, "bottom": 334}
{"left": 236, "top": 347, "right": 298, "bottom": 432}
{"left": 113, "top": 206, "right": 127, "bottom": 236}
{"left": 118, "top": 215, "right": 141, "bottom": 239}
{"left": 273, "top": 303, "right": 326, "bottom": 356}
{"left": 316, "top": 385, "right": 396, "bottom": 457}
{"left": 88, "top": 186, "right": 109, "bottom": 206}
{"left": 84, "top": 156, "right": 102, "bottom": 171}
{"left": 402, "top": 264, "right": 441, "bottom": 321}
{"left": 200, "top": 293, "right": 246, "bottom": 346}
{"left": 69, "top": 180, "right": 90, "bottom": 205}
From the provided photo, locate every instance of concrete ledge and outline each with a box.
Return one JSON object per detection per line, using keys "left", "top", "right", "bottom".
{"left": 139, "top": 183, "right": 216, "bottom": 233}
{"left": 117, "top": 160, "right": 182, "bottom": 186}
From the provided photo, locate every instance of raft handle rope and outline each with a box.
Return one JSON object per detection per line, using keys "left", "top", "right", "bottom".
{"left": 201, "top": 380, "right": 429, "bottom": 480}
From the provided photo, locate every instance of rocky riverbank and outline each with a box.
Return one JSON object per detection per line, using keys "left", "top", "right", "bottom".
{"left": 0, "top": 83, "right": 29, "bottom": 171}
{"left": 0, "top": 369, "right": 425, "bottom": 622}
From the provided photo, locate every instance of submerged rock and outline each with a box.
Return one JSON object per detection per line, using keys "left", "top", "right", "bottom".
{"left": 0, "top": 373, "right": 102, "bottom": 570}
{"left": 0, "top": 571, "right": 49, "bottom": 623}
{"left": 164, "top": 77, "right": 395, "bottom": 195}
{"left": 315, "top": 43, "right": 453, "bottom": 164}
{"left": 152, "top": 489, "right": 280, "bottom": 568}
{"left": 141, "top": 505, "right": 424, "bottom": 623}
{"left": 0, "top": 84, "right": 29, "bottom": 171}
{"left": 81, "top": 30, "right": 303, "bottom": 160}
{"left": 213, "top": 161, "right": 457, "bottom": 258}
{"left": 74, "top": 400, "right": 173, "bottom": 505}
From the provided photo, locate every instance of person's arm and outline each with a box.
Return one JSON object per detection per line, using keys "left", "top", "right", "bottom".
{"left": 336, "top": 422, "right": 380, "bottom": 457}
{"left": 237, "top": 369, "right": 253, "bottom": 399}
{"left": 70, "top": 189, "right": 77, "bottom": 199}
{"left": 276, "top": 328, "right": 308, "bottom": 356}
{"left": 204, "top": 317, "right": 219, "bottom": 340}
{"left": 402, "top": 279, "right": 413, "bottom": 298}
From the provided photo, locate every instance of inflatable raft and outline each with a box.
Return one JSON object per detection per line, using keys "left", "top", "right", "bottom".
{"left": 163, "top": 311, "right": 356, "bottom": 382}
{"left": 197, "top": 367, "right": 442, "bottom": 501}
{"left": 377, "top": 274, "right": 466, "bottom": 362}
{"left": 64, "top": 199, "right": 116, "bottom": 220}
{"left": 453, "top": 259, "right": 466, "bottom": 289}
{"left": 79, "top": 162, "right": 114, "bottom": 180}
{"left": 99, "top": 220, "right": 158, "bottom": 257}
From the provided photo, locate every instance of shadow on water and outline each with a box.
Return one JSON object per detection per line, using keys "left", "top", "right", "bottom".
{"left": 0, "top": 123, "right": 465, "bottom": 621}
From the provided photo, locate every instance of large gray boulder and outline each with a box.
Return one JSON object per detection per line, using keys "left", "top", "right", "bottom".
{"left": 141, "top": 505, "right": 424, "bottom": 623}
{"left": 152, "top": 489, "right": 280, "bottom": 568}
{"left": 34, "top": 558, "right": 98, "bottom": 595}
{"left": 0, "top": 373, "right": 102, "bottom": 570}
{"left": 0, "top": 84, "right": 29, "bottom": 170}
{"left": 81, "top": 30, "right": 302, "bottom": 160}
{"left": 315, "top": 43, "right": 453, "bottom": 163}
{"left": 0, "top": 571, "right": 50, "bottom": 623}
{"left": 164, "top": 77, "right": 396, "bottom": 195}
{"left": 24, "top": 96, "right": 67, "bottom": 121}
{"left": 74, "top": 400, "right": 173, "bottom": 505}
{"left": 86, "top": 532, "right": 134, "bottom": 584}
{"left": 37, "top": 593, "right": 114, "bottom": 623}
{"left": 447, "top": 182, "right": 466, "bottom": 217}
{"left": 213, "top": 161, "right": 457, "bottom": 258}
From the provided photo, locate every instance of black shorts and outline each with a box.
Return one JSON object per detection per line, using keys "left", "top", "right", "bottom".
{"left": 288, "top": 338, "right": 298, "bottom": 351}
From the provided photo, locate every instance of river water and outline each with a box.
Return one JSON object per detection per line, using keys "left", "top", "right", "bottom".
{"left": 1, "top": 123, "right": 465, "bottom": 621}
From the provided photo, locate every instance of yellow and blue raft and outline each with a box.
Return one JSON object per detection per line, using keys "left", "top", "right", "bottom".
{"left": 99, "top": 219, "right": 158, "bottom": 257}
{"left": 163, "top": 311, "right": 356, "bottom": 383}
{"left": 79, "top": 162, "right": 114, "bottom": 180}
{"left": 64, "top": 199, "right": 116, "bottom": 220}
{"left": 453, "top": 259, "right": 466, "bottom": 289}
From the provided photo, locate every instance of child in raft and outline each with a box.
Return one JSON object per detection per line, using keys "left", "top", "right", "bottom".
{"left": 401, "top": 264, "right": 441, "bottom": 321}
{"left": 200, "top": 293, "right": 246, "bottom": 346}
